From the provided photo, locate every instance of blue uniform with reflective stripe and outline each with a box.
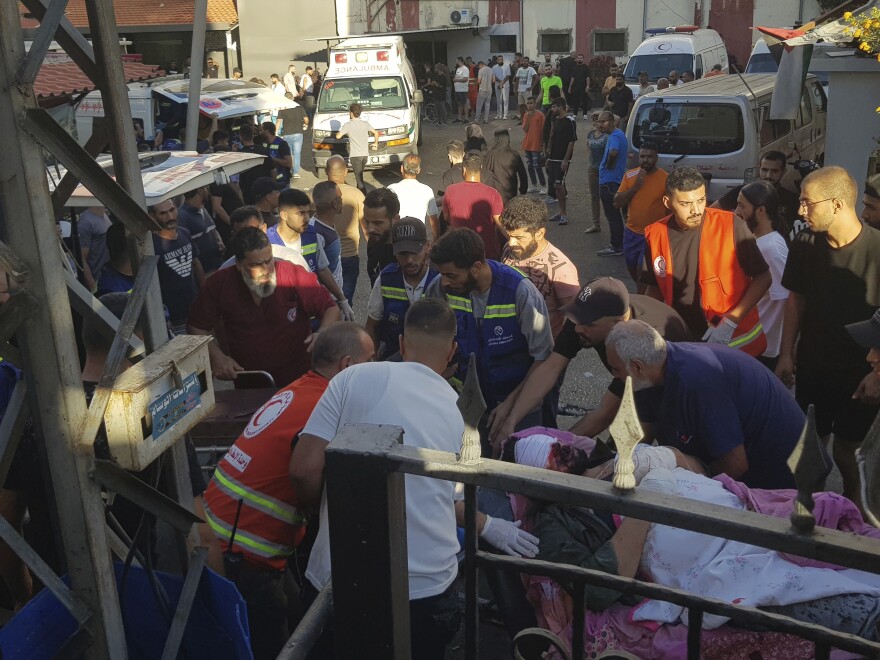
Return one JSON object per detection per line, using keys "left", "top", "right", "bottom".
{"left": 267, "top": 225, "right": 320, "bottom": 273}
{"left": 447, "top": 260, "right": 532, "bottom": 407}
{"left": 378, "top": 264, "right": 439, "bottom": 360}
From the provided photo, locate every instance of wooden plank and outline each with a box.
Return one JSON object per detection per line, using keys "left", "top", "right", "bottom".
{"left": 325, "top": 425, "right": 412, "bottom": 660}
{"left": 0, "top": 291, "right": 37, "bottom": 346}
{"left": 51, "top": 124, "right": 109, "bottom": 217}
{"left": 160, "top": 546, "right": 207, "bottom": 660}
{"left": 79, "top": 255, "right": 156, "bottom": 448}
{"left": 0, "top": 380, "right": 28, "bottom": 487}
{"left": 329, "top": 431, "right": 880, "bottom": 575}
{"left": 18, "top": 0, "right": 98, "bottom": 84}
{"left": 0, "top": 514, "right": 89, "bottom": 623}
{"left": 21, "top": 109, "right": 157, "bottom": 235}
{"left": 15, "top": 0, "right": 71, "bottom": 84}
{"left": 65, "top": 269, "right": 145, "bottom": 359}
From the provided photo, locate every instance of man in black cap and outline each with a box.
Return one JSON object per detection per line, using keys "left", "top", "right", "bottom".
{"left": 251, "top": 177, "right": 285, "bottom": 227}
{"left": 489, "top": 276, "right": 690, "bottom": 446}
{"left": 863, "top": 173, "right": 880, "bottom": 230}
{"left": 365, "top": 218, "right": 440, "bottom": 360}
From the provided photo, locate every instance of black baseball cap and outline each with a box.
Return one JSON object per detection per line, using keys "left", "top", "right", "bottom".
{"left": 392, "top": 217, "right": 427, "bottom": 254}
{"left": 252, "top": 177, "right": 285, "bottom": 201}
{"left": 560, "top": 277, "right": 630, "bottom": 325}
{"left": 866, "top": 173, "right": 880, "bottom": 200}
{"left": 846, "top": 308, "right": 880, "bottom": 350}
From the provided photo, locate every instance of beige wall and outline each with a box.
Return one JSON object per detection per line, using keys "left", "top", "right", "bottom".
{"left": 237, "top": 1, "right": 337, "bottom": 83}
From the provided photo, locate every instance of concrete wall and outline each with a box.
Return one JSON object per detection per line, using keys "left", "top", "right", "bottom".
{"left": 824, "top": 70, "right": 880, "bottom": 205}
{"left": 237, "top": 1, "right": 336, "bottom": 83}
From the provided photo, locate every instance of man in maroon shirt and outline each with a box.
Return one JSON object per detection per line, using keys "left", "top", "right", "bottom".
{"left": 188, "top": 226, "right": 340, "bottom": 387}
{"left": 441, "top": 150, "right": 507, "bottom": 260}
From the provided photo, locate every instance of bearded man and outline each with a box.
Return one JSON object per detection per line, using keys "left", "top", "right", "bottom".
{"left": 188, "top": 226, "right": 340, "bottom": 386}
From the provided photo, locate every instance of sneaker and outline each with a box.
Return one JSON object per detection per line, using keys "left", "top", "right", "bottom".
{"left": 548, "top": 213, "right": 561, "bottom": 222}
{"left": 502, "top": 115, "right": 508, "bottom": 120}
{"left": 543, "top": 195, "right": 557, "bottom": 205}
{"left": 583, "top": 225, "right": 600, "bottom": 234}
{"left": 538, "top": 187, "right": 547, "bottom": 195}
{"left": 293, "top": 173, "right": 301, "bottom": 179}
{"left": 558, "top": 216, "right": 569, "bottom": 225}
{"left": 527, "top": 186, "right": 539, "bottom": 194}
{"left": 495, "top": 115, "right": 501, "bottom": 120}
{"left": 597, "top": 245, "right": 623, "bottom": 257}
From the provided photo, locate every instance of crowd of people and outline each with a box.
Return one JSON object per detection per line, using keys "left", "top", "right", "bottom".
{"left": 7, "top": 51, "right": 880, "bottom": 660}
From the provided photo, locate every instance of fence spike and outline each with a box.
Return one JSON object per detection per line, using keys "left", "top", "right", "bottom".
{"left": 457, "top": 353, "right": 486, "bottom": 465}
{"left": 610, "top": 376, "right": 644, "bottom": 490}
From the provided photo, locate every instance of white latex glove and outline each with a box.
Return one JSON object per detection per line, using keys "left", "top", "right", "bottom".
{"left": 702, "top": 316, "right": 737, "bottom": 345}
{"left": 638, "top": 467, "right": 678, "bottom": 497}
{"left": 337, "top": 299, "right": 355, "bottom": 322}
{"left": 480, "top": 516, "right": 540, "bottom": 558}
{"left": 618, "top": 445, "right": 678, "bottom": 484}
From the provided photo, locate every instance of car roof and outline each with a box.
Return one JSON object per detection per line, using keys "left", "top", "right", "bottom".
{"left": 639, "top": 73, "right": 780, "bottom": 98}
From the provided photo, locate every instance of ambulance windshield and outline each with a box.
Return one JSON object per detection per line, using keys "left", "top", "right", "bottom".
{"left": 317, "top": 77, "right": 407, "bottom": 112}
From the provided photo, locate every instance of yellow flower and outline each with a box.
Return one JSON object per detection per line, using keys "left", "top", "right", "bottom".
{"left": 854, "top": 29, "right": 863, "bottom": 37}
{"left": 844, "top": 11, "right": 853, "bottom": 18}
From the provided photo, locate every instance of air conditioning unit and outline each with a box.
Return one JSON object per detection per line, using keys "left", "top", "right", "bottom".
{"left": 450, "top": 8, "right": 474, "bottom": 24}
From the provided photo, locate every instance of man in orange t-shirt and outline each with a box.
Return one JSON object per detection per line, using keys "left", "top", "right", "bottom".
{"left": 614, "top": 143, "right": 668, "bottom": 288}
{"left": 521, "top": 97, "right": 546, "bottom": 193}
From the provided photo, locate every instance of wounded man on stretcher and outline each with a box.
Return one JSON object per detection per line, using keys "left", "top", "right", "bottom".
{"left": 498, "top": 429, "right": 880, "bottom": 659}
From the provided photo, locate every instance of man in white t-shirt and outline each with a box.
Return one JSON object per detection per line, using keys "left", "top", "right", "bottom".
{"left": 453, "top": 56, "right": 471, "bottom": 123}
{"left": 291, "top": 298, "right": 539, "bottom": 657}
{"left": 734, "top": 181, "right": 789, "bottom": 371}
{"left": 515, "top": 61, "right": 537, "bottom": 118}
{"left": 387, "top": 154, "right": 441, "bottom": 238}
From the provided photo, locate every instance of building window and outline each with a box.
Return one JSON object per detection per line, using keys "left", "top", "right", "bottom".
{"left": 540, "top": 33, "right": 571, "bottom": 54}
{"left": 593, "top": 30, "right": 626, "bottom": 55}
{"left": 490, "top": 35, "right": 517, "bottom": 53}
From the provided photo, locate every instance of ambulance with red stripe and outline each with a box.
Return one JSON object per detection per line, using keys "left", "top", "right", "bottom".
{"left": 312, "top": 35, "right": 423, "bottom": 171}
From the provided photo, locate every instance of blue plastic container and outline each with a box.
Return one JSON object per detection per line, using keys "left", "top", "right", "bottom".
{"left": 0, "top": 562, "right": 252, "bottom": 659}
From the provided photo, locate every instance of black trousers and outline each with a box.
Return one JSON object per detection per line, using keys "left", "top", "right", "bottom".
{"left": 235, "top": 568, "right": 289, "bottom": 660}
{"left": 350, "top": 156, "right": 367, "bottom": 193}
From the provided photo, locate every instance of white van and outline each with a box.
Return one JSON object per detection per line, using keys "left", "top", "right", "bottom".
{"left": 76, "top": 78, "right": 296, "bottom": 146}
{"left": 312, "top": 35, "right": 423, "bottom": 171}
{"left": 623, "top": 27, "right": 728, "bottom": 97}
{"left": 746, "top": 38, "right": 831, "bottom": 96}
{"left": 625, "top": 73, "right": 827, "bottom": 200}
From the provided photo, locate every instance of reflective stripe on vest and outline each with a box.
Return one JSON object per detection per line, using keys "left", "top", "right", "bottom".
{"left": 212, "top": 465, "right": 304, "bottom": 526}
{"left": 203, "top": 501, "right": 295, "bottom": 560}
{"left": 377, "top": 265, "right": 440, "bottom": 360}
{"left": 447, "top": 295, "right": 472, "bottom": 312}
{"left": 645, "top": 210, "right": 767, "bottom": 356}
{"left": 484, "top": 304, "right": 516, "bottom": 319}
{"left": 380, "top": 286, "right": 408, "bottom": 301}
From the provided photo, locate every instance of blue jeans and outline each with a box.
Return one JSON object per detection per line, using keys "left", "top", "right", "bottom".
{"left": 282, "top": 133, "right": 303, "bottom": 175}
{"left": 341, "top": 255, "right": 359, "bottom": 306}
{"left": 524, "top": 151, "right": 545, "bottom": 187}
{"left": 623, "top": 227, "right": 647, "bottom": 281}
{"left": 600, "top": 181, "right": 624, "bottom": 250}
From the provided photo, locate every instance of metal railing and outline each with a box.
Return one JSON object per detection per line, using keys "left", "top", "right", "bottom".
{"left": 298, "top": 423, "right": 880, "bottom": 660}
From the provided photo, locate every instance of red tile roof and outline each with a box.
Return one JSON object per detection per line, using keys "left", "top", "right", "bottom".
{"left": 35, "top": 60, "right": 164, "bottom": 99}
{"left": 20, "top": 0, "right": 237, "bottom": 30}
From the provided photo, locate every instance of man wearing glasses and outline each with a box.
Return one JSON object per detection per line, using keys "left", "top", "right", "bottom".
{"left": 776, "top": 165, "right": 880, "bottom": 506}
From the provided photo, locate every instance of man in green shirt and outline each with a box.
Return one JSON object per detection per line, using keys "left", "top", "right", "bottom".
{"left": 540, "top": 65, "right": 562, "bottom": 111}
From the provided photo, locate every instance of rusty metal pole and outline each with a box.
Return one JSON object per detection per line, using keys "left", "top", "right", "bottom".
{"left": 0, "top": 0, "right": 126, "bottom": 656}
{"left": 184, "top": 0, "right": 208, "bottom": 151}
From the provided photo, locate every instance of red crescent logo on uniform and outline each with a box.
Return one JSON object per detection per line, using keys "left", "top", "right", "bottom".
{"left": 653, "top": 255, "right": 667, "bottom": 279}
{"left": 244, "top": 390, "right": 295, "bottom": 438}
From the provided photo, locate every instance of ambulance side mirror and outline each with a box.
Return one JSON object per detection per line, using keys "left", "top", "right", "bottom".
{"left": 412, "top": 89, "right": 424, "bottom": 103}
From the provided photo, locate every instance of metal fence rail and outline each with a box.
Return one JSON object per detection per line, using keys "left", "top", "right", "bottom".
{"left": 311, "top": 423, "right": 880, "bottom": 660}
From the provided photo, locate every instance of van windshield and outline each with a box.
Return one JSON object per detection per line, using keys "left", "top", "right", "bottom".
{"left": 318, "top": 77, "right": 408, "bottom": 112}
{"left": 632, "top": 102, "right": 744, "bottom": 155}
{"left": 623, "top": 54, "right": 695, "bottom": 82}
{"left": 745, "top": 53, "right": 777, "bottom": 73}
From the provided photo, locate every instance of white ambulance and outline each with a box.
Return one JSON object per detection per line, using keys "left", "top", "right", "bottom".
{"left": 312, "top": 35, "right": 423, "bottom": 171}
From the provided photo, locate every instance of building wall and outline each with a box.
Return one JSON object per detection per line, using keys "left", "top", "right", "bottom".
{"left": 237, "top": 1, "right": 336, "bottom": 82}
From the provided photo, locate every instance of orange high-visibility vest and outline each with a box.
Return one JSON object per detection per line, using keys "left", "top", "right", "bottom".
{"left": 203, "top": 372, "right": 328, "bottom": 569}
{"left": 645, "top": 208, "right": 767, "bottom": 356}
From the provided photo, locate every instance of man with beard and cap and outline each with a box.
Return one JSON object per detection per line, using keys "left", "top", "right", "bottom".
{"left": 862, "top": 173, "right": 880, "bottom": 229}
{"left": 499, "top": 196, "right": 579, "bottom": 426}
{"left": 640, "top": 167, "right": 771, "bottom": 355}
{"left": 605, "top": 320, "right": 803, "bottom": 489}
{"left": 483, "top": 128, "right": 529, "bottom": 206}
{"left": 776, "top": 166, "right": 880, "bottom": 504}
{"left": 364, "top": 188, "right": 401, "bottom": 286}
{"left": 188, "top": 227, "right": 340, "bottom": 387}
{"left": 425, "top": 228, "right": 553, "bottom": 457}
{"left": 489, "top": 276, "right": 689, "bottom": 447}
{"left": 149, "top": 199, "right": 206, "bottom": 335}
{"left": 365, "top": 217, "right": 440, "bottom": 359}
{"left": 734, "top": 181, "right": 789, "bottom": 371}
